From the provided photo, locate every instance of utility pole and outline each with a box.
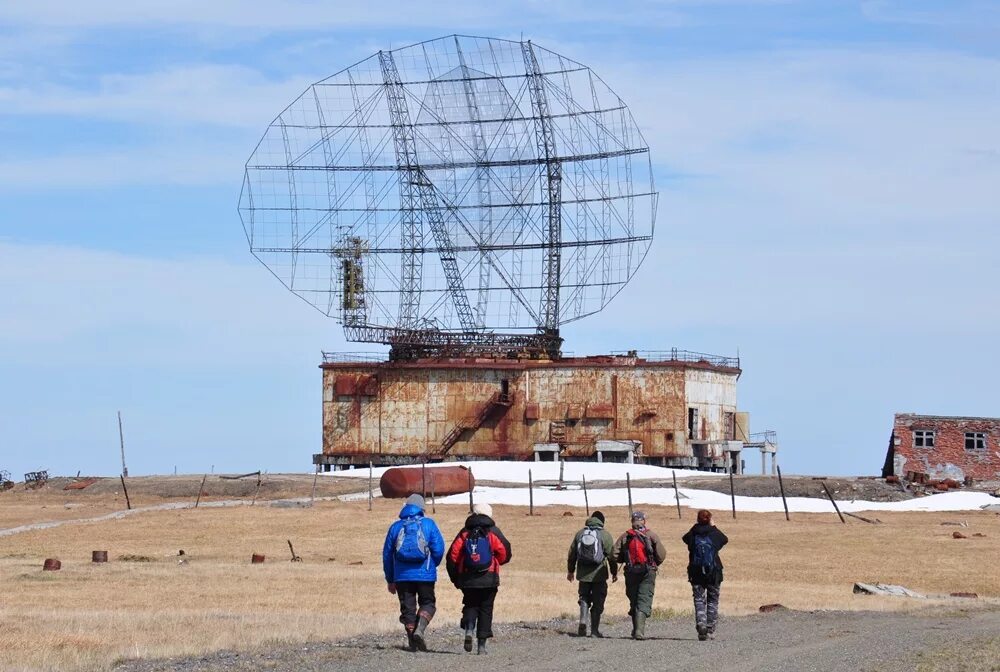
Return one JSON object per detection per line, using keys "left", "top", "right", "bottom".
{"left": 117, "top": 411, "right": 128, "bottom": 477}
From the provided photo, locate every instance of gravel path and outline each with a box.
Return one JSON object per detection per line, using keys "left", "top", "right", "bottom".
{"left": 115, "top": 605, "right": 1000, "bottom": 672}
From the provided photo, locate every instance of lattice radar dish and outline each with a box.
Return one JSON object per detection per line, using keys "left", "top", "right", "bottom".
{"left": 240, "top": 35, "right": 656, "bottom": 358}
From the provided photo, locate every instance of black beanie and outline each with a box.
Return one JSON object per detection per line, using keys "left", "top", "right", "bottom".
{"left": 592, "top": 510, "right": 605, "bottom": 523}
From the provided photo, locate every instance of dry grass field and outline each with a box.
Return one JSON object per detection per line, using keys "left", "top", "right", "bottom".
{"left": 1, "top": 480, "right": 998, "bottom": 672}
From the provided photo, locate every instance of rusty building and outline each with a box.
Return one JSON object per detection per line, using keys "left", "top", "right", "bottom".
{"left": 883, "top": 413, "right": 1000, "bottom": 483}
{"left": 316, "top": 350, "right": 756, "bottom": 471}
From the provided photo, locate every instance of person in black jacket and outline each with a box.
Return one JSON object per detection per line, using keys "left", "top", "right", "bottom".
{"left": 446, "top": 503, "right": 512, "bottom": 655}
{"left": 681, "top": 509, "right": 728, "bottom": 641}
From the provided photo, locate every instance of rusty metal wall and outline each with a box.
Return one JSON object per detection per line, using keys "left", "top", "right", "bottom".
{"left": 321, "top": 357, "right": 739, "bottom": 465}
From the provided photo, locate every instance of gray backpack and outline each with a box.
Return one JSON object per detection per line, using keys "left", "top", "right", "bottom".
{"left": 577, "top": 526, "right": 605, "bottom": 564}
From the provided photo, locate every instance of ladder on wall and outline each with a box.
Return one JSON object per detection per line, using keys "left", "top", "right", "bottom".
{"left": 439, "top": 391, "right": 512, "bottom": 455}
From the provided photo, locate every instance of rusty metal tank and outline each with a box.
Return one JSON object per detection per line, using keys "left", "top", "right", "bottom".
{"left": 379, "top": 465, "right": 474, "bottom": 499}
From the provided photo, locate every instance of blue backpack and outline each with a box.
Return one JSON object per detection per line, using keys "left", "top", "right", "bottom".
{"left": 462, "top": 527, "right": 493, "bottom": 572}
{"left": 395, "top": 517, "right": 429, "bottom": 563}
{"left": 692, "top": 533, "right": 717, "bottom": 577}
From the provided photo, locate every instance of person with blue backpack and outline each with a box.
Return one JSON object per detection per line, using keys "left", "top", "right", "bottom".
{"left": 382, "top": 493, "right": 446, "bottom": 652}
{"left": 446, "top": 503, "right": 512, "bottom": 655}
{"left": 682, "top": 509, "right": 729, "bottom": 641}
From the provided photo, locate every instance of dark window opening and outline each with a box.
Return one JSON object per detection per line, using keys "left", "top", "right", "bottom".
{"left": 965, "top": 432, "right": 987, "bottom": 450}
{"left": 500, "top": 378, "right": 510, "bottom": 401}
{"left": 688, "top": 408, "right": 699, "bottom": 440}
{"left": 913, "top": 430, "right": 935, "bottom": 448}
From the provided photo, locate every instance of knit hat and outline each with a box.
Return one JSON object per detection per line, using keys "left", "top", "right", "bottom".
{"left": 631, "top": 510, "right": 646, "bottom": 522}
{"left": 472, "top": 502, "right": 493, "bottom": 518}
{"left": 405, "top": 493, "right": 425, "bottom": 511}
{"left": 591, "top": 510, "right": 606, "bottom": 523}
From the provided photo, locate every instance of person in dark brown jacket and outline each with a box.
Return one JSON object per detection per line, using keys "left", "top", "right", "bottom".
{"left": 611, "top": 510, "right": 667, "bottom": 640}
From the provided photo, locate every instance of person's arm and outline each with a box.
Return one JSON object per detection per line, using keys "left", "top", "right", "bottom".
{"left": 490, "top": 526, "right": 512, "bottom": 565}
{"left": 567, "top": 531, "right": 579, "bottom": 578}
{"left": 427, "top": 519, "right": 446, "bottom": 566}
{"left": 603, "top": 530, "right": 618, "bottom": 580}
{"left": 446, "top": 532, "right": 464, "bottom": 584}
{"left": 611, "top": 532, "right": 626, "bottom": 563}
{"left": 681, "top": 530, "right": 692, "bottom": 546}
{"left": 382, "top": 524, "right": 396, "bottom": 585}
{"left": 650, "top": 531, "right": 667, "bottom": 566}
{"left": 714, "top": 528, "right": 729, "bottom": 549}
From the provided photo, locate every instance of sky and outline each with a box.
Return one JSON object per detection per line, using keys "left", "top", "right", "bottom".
{"left": 1, "top": 1, "right": 998, "bottom": 479}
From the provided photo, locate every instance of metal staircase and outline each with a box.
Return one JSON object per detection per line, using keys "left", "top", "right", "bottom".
{"left": 439, "top": 391, "right": 512, "bottom": 455}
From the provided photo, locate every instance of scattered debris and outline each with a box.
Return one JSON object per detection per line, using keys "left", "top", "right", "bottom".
{"left": 64, "top": 478, "right": 98, "bottom": 491}
{"left": 349, "top": 560, "right": 363, "bottom": 566}
{"left": 25, "top": 470, "right": 49, "bottom": 489}
{"left": 118, "top": 554, "right": 154, "bottom": 563}
{"left": 940, "top": 521, "right": 968, "bottom": 527}
{"left": 952, "top": 531, "right": 967, "bottom": 539}
{"left": 43, "top": 558, "right": 61, "bottom": 571}
{"left": 178, "top": 550, "right": 186, "bottom": 557}
{"left": 950, "top": 592, "right": 978, "bottom": 599}
{"left": 759, "top": 604, "right": 787, "bottom": 612}
{"left": 287, "top": 540, "right": 302, "bottom": 562}
{"left": 853, "top": 582, "right": 926, "bottom": 598}
{"left": 843, "top": 512, "right": 881, "bottom": 524}
{"left": 972, "top": 533, "right": 986, "bottom": 538}
{"left": 92, "top": 551, "right": 108, "bottom": 563}
{"left": 562, "top": 511, "right": 574, "bottom": 517}
{"left": 0, "top": 470, "right": 13, "bottom": 491}
{"left": 251, "top": 553, "right": 265, "bottom": 564}
{"left": 220, "top": 471, "right": 262, "bottom": 481}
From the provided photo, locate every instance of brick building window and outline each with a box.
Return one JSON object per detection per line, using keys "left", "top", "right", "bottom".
{"left": 913, "top": 430, "right": 935, "bottom": 448}
{"left": 965, "top": 432, "right": 987, "bottom": 450}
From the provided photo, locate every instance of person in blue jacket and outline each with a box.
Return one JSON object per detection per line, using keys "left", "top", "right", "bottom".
{"left": 382, "top": 493, "right": 446, "bottom": 652}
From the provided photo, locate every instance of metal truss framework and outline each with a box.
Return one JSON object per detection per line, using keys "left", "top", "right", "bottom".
{"left": 240, "top": 35, "right": 657, "bottom": 359}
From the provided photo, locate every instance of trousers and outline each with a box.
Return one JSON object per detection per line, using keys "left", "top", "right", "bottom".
{"left": 396, "top": 581, "right": 436, "bottom": 628}
{"left": 578, "top": 580, "right": 609, "bottom": 618}
{"left": 624, "top": 569, "right": 656, "bottom": 618}
{"left": 692, "top": 584, "right": 720, "bottom": 631}
{"left": 461, "top": 587, "right": 498, "bottom": 639}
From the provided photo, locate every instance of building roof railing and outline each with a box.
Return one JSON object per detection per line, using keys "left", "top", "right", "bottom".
{"left": 611, "top": 349, "right": 740, "bottom": 369}
{"left": 321, "top": 351, "right": 387, "bottom": 364}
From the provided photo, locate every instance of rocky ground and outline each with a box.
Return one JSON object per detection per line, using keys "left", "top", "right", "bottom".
{"left": 114, "top": 605, "right": 1000, "bottom": 672}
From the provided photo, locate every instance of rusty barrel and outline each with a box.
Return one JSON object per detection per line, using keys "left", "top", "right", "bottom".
{"left": 92, "top": 551, "right": 108, "bottom": 563}
{"left": 379, "top": 466, "right": 474, "bottom": 499}
{"left": 251, "top": 553, "right": 265, "bottom": 564}
{"left": 43, "top": 558, "right": 61, "bottom": 571}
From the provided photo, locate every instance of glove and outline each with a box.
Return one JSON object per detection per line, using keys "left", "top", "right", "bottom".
{"left": 387, "top": 583, "right": 397, "bottom": 594}
{"left": 567, "top": 571, "right": 575, "bottom": 582}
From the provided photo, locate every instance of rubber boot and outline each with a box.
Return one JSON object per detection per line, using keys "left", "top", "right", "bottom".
{"left": 405, "top": 624, "right": 417, "bottom": 652}
{"left": 633, "top": 613, "right": 647, "bottom": 641}
{"left": 412, "top": 613, "right": 431, "bottom": 652}
{"left": 590, "top": 611, "right": 603, "bottom": 638}
{"left": 697, "top": 624, "right": 708, "bottom": 641}
{"left": 630, "top": 613, "right": 637, "bottom": 639}
{"left": 578, "top": 601, "right": 589, "bottom": 637}
{"left": 477, "top": 638, "right": 488, "bottom": 655}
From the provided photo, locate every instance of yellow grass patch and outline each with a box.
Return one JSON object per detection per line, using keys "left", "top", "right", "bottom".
{"left": 1, "top": 491, "right": 998, "bottom": 671}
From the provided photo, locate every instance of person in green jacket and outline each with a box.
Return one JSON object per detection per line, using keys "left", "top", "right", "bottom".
{"left": 567, "top": 511, "right": 618, "bottom": 638}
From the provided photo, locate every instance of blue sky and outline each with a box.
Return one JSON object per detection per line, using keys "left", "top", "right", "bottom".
{"left": 2, "top": 1, "right": 998, "bottom": 479}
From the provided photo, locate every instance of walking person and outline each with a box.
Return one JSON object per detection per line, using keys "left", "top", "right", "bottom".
{"left": 446, "top": 503, "right": 512, "bottom": 655}
{"left": 567, "top": 510, "right": 618, "bottom": 637}
{"left": 612, "top": 510, "right": 667, "bottom": 640}
{"left": 682, "top": 509, "right": 728, "bottom": 641}
{"left": 382, "top": 493, "right": 446, "bottom": 652}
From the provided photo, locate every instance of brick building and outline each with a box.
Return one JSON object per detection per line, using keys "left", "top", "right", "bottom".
{"left": 883, "top": 413, "right": 1000, "bottom": 482}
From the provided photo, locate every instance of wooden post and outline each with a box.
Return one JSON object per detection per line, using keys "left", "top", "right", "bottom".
{"left": 582, "top": 474, "right": 590, "bottom": 516}
{"left": 821, "top": 481, "right": 846, "bottom": 524}
{"left": 776, "top": 465, "right": 790, "bottom": 521}
{"left": 468, "top": 468, "right": 474, "bottom": 513}
{"left": 558, "top": 458, "right": 565, "bottom": 490}
{"left": 672, "top": 470, "right": 682, "bottom": 519}
{"left": 368, "top": 461, "right": 373, "bottom": 512}
{"left": 529, "top": 469, "right": 534, "bottom": 516}
{"left": 251, "top": 474, "right": 262, "bottom": 506}
{"left": 120, "top": 474, "right": 131, "bottom": 511}
{"left": 430, "top": 473, "right": 436, "bottom": 514}
{"left": 626, "top": 472, "right": 633, "bottom": 517}
{"left": 117, "top": 411, "right": 128, "bottom": 478}
{"left": 422, "top": 461, "right": 427, "bottom": 497}
{"left": 195, "top": 474, "right": 207, "bottom": 508}
{"left": 310, "top": 466, "right": 319, "bottom": 505}
{"left": 729, "top": 468, "right": 737, "bottom": 520}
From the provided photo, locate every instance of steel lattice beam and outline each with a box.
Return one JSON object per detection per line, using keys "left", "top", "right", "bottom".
{"left": 521, "top": 40, "right": 562, "bottom": 336}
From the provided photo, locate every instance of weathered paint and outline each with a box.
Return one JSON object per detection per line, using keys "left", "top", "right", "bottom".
{"left": 319, "top": 355, "right": 742, "bottom": 467}
{"left": 885, "top": 413, "right": 1000, "bottom": 481}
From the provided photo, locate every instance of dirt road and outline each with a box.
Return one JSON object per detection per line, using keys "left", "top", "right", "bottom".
{"left": 116, "top": 606, "right": 1000, "bottom": 672}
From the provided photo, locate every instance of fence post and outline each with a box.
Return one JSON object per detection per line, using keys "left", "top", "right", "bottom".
{"left": 729, "top": 468, "right": 736, "bottom": 520}
{"left": 368, "top": 461, "right": 373, "bottom": 512}
{"left": 195, "top": 474, "right": 207, "bottom": 509}
{"left": 120, "top": 475, "right": 131, "bottom": 511}
{"left": 821, "top": 481, "right": 846, "bottom": 524}
{"left": 672, "top": 470, "right": 681, "bottom": 519}
{"left": 529, "top": 469, "right": 534, "bottom": 516}
{"left": 776, "top": 465, "right": 790, "bottom": 521}
{"left": 430, "top": 473, "right": 436, "bottom": 514}
{"left": 626, "top": 472, "right": 633, "bottom": 518}
{"left": 468, "top": 468, "right": 474, "bottom": 513}
{"left": 582, "top": 474, "right": 589, "bottom": 516}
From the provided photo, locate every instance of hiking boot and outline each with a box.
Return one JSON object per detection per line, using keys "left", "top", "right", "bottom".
{"left": 464, "top": 626, "right": 475, "bottom": 653}
{"left": 633, "top": 613, "right": 647, "bottom": 641}
{"left": 412, "top": 615, "right": 430, "bottom": 652}
{"left": 405, "top": 627, "right": 417, "bottom": 652}
{"left": 697, "top": 624, "right": 708, "bottom": 641}
{"left": 477, "top": 638, "right": 488, "bottom": 655}
{"left": 577, "top": 623, "right": 587, "bottom": 637}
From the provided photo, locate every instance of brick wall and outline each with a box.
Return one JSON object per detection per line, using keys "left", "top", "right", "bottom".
{"left": 890, "top": 414, "right": 1000, "bottom": 481}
